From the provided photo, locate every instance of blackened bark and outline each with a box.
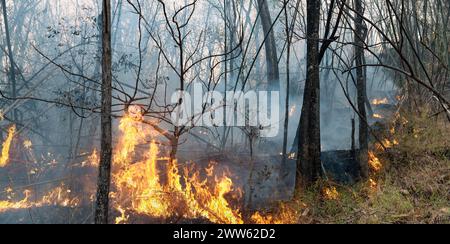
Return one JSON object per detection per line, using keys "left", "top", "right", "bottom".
{"left": 95, "top": 0, "right": 113, "bottom": 224}
{"left": 355, "top": 0, "right": 369, "bottom": 179}
{"left": 296, "top": 0, "right": 322, "bottom": 188}
{"left": 257, "top": 0, "right": 280, "bottom": 90}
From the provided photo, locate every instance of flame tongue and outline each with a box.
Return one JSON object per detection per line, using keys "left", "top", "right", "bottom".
{"left": 369, "top": 151, "right": 382, "bottom": 172}
{"left": 0, "top": 185, "right": 80, "bottom": 214}
{"left": 0, "top": 125, "right": 16, "bottom": 168}
{"left": 112, "top": 114, "right": 243, "bottom": 224}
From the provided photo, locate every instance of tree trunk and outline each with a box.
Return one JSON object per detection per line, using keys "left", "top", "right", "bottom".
{"left": 355, "top": 0, "right": 369, "bottom": 179}
{"left": 296, "top": 0, "right": 322, "bottom": 188}
{"left": 95, "top": 0, "right": 113, "bottom": 224}
{"left": 1, "top": 0, "right": 17, "bottom": 121}
{"left": 282, "top": 0, "right": 300, "bottom": 170}
{"left": 257, "top": 0, "right": 280, "bottom": 91}
{"left": 281, "top": 3, "right": 291, "bottom": 169}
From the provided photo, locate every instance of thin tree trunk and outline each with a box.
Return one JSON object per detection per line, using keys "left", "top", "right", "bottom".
{"left": 95, "top": 0, "right": 113, "bottom": 225}
{"left": 222, "top": 0, "right": 228, "bottom": 150}
{"left": 296, "top": 0, "right": 322, "bottom": 188}
{"left": 1, "top": 0, "right": 17, "bottom": 121}
{"left": 281, "top": 4, "right": 291, "bottom": 169}
{"left": 282, "top": 0, "right": 300, "bottom": 170}
{"left": 257, "top": 0, "right": 280, "bottom": 91}
{"left": 355, "top": 0, "right": 369, "bottom": 179}
{"left": 112, "top": 0, "right": 123, "bottom": 51}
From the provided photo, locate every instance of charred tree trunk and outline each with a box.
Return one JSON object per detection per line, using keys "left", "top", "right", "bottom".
{"left": 257, "top": 0, "right": 280, "bottom": 91}
{"left": 169, "top": 134, "right": 179, "bottom": 164}
{"left": 95, "top": 0, "right": 113, "bottom": 225}
{"left": 1, "top": 0, "right": 17, "bottom": 121}
{"left": 296, "top": 0, "right": 322, "bottom": 188}
{"left": 354, "top": 0, "right": 369, "bottom": 179}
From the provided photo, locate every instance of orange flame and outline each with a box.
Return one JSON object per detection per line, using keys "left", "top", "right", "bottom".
{"left": 0, "top": 125, "right": 16, "bottom": 168}
{"left": 251, "top": 204, "right": 299, "bottom": 224}
{"left": 86, "top": 149, "right": 100, "bottom": 167}
{"left": 323, "top": 187, "right": 339, "bottom": 200}
{"left": 372, "top": 98, "right": 389, "bottom": 105}
{"left": 382, "top": 139, "right": 399, "bottom": 149}
{"left": 369, "top": 151, "right": 382, "bottom": 172}
{"left": 23, "top": 140, "right": 32, "bottom": 149}
{"left": 111, "top": 114, "right": 243, "bottom": 224}
{"left": 369, "top": 178, "right": 378, "bottom": 189}
{"left": 0, "top": 185, "right": 80, "bottom": 213}
{"left": 373, "top": 114, "right": 384, "bottom": 119}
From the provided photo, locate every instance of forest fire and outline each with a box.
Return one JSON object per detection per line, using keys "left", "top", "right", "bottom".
{"left": 0, "top": 115, "right": 296, "bottom": 224}
{"left": 0, "top": 110, "right": 402, "bottom": 224}
{"left": 110, "top": 114, "right": 244, "bottom": 224}
{"left": 0, "top": 118, "right": 244, "bottom": 223}
{"left": 0, "top": 125, "right": 15, "bottom": 168}
{"left": 368, "top": 151, "right": 382, "bottom": 172}
{"left": 0, "top": 184, "right": 80, "bottom": 214}
{"left": 0, "top": 0, "right": 447, "bottom": 227}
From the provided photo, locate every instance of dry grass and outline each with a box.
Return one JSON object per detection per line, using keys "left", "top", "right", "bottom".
{"left": 281, "top": 110, "right": 450, "bottom": 224}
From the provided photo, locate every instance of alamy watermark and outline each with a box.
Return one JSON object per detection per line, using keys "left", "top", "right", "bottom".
{"left": 170, "top": 82, "right": 280, "bottom": 138}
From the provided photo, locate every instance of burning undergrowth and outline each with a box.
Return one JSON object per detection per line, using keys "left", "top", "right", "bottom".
{"left": 0, "top": 113, "right": 295, "bottom": 224}
{"left": 1, "top": 96, "right": 443, "bottom": 224}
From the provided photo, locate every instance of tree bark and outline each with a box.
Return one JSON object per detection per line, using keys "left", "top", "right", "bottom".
{"left": 95, "top": 0, "right": 113, "bottom": 224}
{"left": 354, "top": 0, "right": 369, "bottom": 179}
{"left": 257, "top": 0, "right": 280, "bottom": 91}
{"left": 296, "top": 0, "right": 322, "bottom": 188}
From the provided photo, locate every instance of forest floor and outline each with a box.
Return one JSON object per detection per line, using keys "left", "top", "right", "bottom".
{"left": 273, "top": 110, "right": 450, "bottom": 224}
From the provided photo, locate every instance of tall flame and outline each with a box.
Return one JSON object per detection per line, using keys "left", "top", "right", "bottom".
{"left": 0, "top": 125, "right": 16, "bottom": 168}
{"left": 111, "top": 114, "right": 243, "bottom": 224}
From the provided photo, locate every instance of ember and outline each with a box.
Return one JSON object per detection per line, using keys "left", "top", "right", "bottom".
{"left": 369, "top": 178, "right": 378, "bottom": 189}
{"left": 323, "top": 187, "right": 339, "bottom": 200}
{"left": 372, "top": 98, "right": 389, "bottom": 105}
{"left": 373, "top": 114, "right": 384, "bottom": 119}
